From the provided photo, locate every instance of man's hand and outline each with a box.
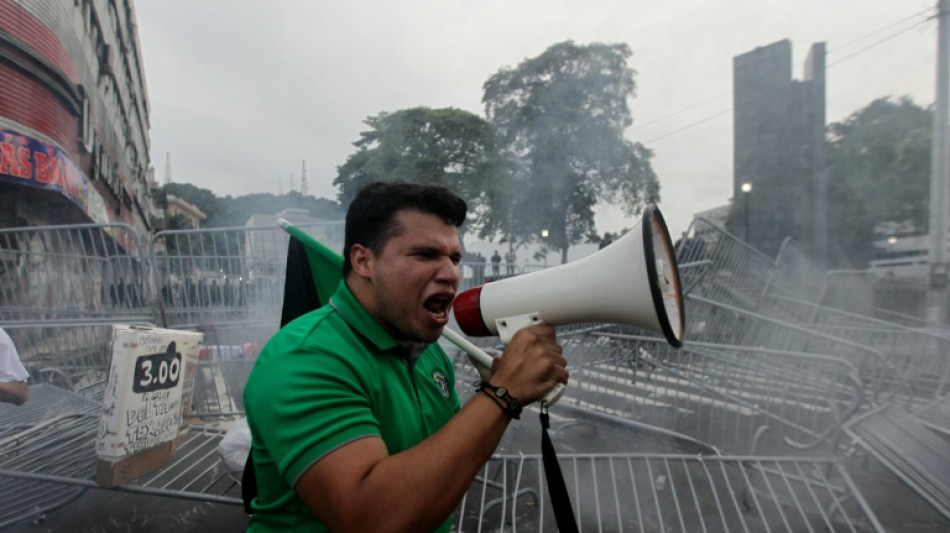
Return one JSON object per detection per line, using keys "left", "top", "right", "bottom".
{"left": 488, "top": 324, "right": 568, "bottom": 405}
{"left": 0, "top": 382, "right": 28, "bottom": 406}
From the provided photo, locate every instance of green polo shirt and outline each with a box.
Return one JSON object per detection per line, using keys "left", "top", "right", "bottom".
{"left": 244, "top": 281, "right": 461, "bottom": 532}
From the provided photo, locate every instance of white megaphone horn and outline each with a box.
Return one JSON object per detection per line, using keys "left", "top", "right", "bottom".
{"left": 452, "top": 204, "right": 685, "bottom": 405}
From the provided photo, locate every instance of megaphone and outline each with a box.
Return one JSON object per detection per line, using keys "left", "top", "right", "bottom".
{"left": 453, "top": 204, "right": 684, "bottom": 405}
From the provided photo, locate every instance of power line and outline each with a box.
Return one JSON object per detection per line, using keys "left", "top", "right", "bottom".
{"left": 643, "top": 109, "right": 733, "bottom": 144}
{"left": 638, "top": 7, "right": 934, "bottom": 144}
{"left": 630, "top": 92, "right": 730, "bottom": 133}
{"left": 828, "top": 16, "right": 933, "bottom": 66}
{"left": 831, "top": 6, "right": 933, "bottom": 53}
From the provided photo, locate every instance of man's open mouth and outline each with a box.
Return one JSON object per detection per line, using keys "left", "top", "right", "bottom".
{"left": 424, "top": 295, "right": 453, "bottom": 318}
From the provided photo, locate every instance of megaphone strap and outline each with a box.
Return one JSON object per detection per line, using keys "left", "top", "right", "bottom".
{"left": 540, "top": 407, "right": 580, "bottom": 533}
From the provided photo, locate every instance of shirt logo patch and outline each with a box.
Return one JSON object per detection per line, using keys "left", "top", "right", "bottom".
{"left": 432, "top": 371, "right": 450, "bottom": 398}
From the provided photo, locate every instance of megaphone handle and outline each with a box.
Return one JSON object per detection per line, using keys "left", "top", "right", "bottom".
{"left": 541, "top": 383, "right": 565, "bottom": 407}
{"left": 440, "top": 327, "right": 494, "bottom": 380}
{"left": 496, "top": 313, "right": 566, "bottom": 408}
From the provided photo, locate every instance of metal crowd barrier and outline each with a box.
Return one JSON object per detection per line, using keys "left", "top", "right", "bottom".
{"left": 759, "top": 293, "right": 950, "bottom": 409}
{"left": 0, "top": 384, "right": 105, "bottom": 528}
{"left": 913, "top": 394, "right": 950, "bottom": 438}
{"left": 0, "top": 220, "right": 923, "bottom": 531}
{"left": 448, "top": 324, "right": 864, "bottom": 457}
{"left": 2, "top": 321, "right": 153, "bottom": 392}
{"left": 682, "top": 219, "right": 950, "bottom": 404}
{"left": 454, "top": 454, "right": 884, "bottom": 532}
{"left": 684, "top": 295, "right": 897, "bottom": 404}
{"left": 676, "top": 217, "right": 777, "bottom": 307}
{"left": 0, "top": 384, "right": 243, "bottom": 529}
{"left": 678, "top": 218, "right": 950, "bottom": 527}
{"left": 0, "top": 223, "right": 154, "bottom": 323}
{"left": 844, "top": 402, "right": 950, "bottom": 522}
{"left": 151, "top": 225, "right": 292, "bottom": 329}
{"left": 769, "top": 239, "right": 830, "bottom": 305}
{"left": 569, "top": 333, "right": 862, "bottom": 455}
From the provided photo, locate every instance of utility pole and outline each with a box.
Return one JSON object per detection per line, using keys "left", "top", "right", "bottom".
{"left": 300, "top": 160, "right": 309, "bottom": 196}
{"left": 931, "top": 0, "right": 950, "bottom": 291}
{"left": 163, "top": 152, "right": 172, "bottom": 185}
{"left": 807, "top": 43, "right": 827, "bottom": 269}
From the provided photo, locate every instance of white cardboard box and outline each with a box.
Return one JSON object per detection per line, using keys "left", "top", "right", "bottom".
{"left": 97, "top": 325, "right": 204, "bottom": 462}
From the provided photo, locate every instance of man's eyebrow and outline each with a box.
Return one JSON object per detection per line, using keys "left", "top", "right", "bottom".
{"left": 409, "top": 245, "right": 461, "bottom": 257}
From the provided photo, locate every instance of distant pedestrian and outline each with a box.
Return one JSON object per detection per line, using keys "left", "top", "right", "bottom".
{"left": 117, "top": 277, "right": 126, "bottom": 308}
{"left": 475, "top": 253, "right": 486, "bottom": 285}
{"left": 505, "top": 249, "right": 517, "bottom": 276}
{"left": 0, "top": 327, "right": 29, "bottom": 406}
{"left": 490, "top": 250, "right": 502, "bottom": 277}
{"left": 127, "top": 280, "right": 138, "bottom": 308}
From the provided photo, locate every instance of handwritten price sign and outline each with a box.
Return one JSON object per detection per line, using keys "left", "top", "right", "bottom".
{"left": 97, "top": 326, "right": 203, "bottom": 460}
{"left": 132, "top": 349, "right": 182, "bottom": 393}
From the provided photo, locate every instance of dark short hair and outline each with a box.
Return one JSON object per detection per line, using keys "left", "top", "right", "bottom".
{"left": 343, "top": 182, "right": 467, "bottom": 277}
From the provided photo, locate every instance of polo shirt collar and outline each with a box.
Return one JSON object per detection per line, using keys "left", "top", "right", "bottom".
{"left": 329, "top": 280, "right": 405, "bottom": 353}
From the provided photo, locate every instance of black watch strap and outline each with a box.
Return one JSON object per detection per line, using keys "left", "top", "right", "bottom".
{"left": 475, "top": 380, "right": 522, "bottom": 419}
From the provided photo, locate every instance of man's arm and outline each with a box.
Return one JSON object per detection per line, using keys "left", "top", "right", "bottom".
{"left": 295, "top": 323, "right": 567, "bottom": 533}
{"left": 0, "top": 381, "right": 28, "bottom": 406}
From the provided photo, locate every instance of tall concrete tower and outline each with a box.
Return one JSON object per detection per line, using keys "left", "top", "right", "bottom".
{"left": 733, "top": 40, "right": 827, "bottom": 262}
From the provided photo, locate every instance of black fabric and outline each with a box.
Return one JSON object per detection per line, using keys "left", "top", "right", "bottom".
{"left": 540, "top": 408, "right": 579, "bottom": 533}
{"left": 243, "top": 237, "right": 325, "bottom": 514}
{"left": 241, "top": 451, "right": 257, "bottom": 514}
{"left": 280, "top": 236, "right": 324, "bottom": 328}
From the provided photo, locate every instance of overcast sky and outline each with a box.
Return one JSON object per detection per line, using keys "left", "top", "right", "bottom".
{"left": 134, "top": 0, "right": 938, "bottom": 239}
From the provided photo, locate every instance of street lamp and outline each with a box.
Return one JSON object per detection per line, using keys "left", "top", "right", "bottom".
{"left": 740, "top": 182, "right": 752, "bottom": 242}
{"left": 540, "top": 229, "right": 549, "bottom": 266}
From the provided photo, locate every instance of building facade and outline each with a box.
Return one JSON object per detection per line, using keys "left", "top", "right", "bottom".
{"left": 733, "top": 39, "right": 827, "bottom": 263}
{"left": 165, "top": 194, "right": 206, "bottom": 229}
{"left": 0, "top": 0, "right": 152, "bottom": 239}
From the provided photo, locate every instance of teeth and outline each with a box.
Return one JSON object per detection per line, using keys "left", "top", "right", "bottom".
{"left": 425, "top": 296, "right": 450, "bottom": 316}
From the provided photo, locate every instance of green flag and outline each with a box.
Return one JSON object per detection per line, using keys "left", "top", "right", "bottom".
{"left": 278, "top": 219, "right": 343, "bottom": 327}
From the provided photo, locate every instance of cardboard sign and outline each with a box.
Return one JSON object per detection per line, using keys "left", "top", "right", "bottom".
{"left": 96, "top": 325, "right": 203, "bottom": 486}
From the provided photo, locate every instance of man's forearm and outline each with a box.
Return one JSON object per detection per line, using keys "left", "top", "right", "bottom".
{"left": 363, "top": 393, "right": 513, "bottom": 528}
{"left": 297, "top": 392, "right": 514, "bottom": 533}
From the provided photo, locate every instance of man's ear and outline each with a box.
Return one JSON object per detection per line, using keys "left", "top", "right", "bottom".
{"left": 349, "top": 243, "right": 374, "bottom": 278}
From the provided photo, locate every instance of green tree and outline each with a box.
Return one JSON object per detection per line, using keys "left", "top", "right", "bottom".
{"left": 482, "top": 40, "right": 659, "bottom": 263}
{"left": 333, "top": 107, "right": 504, "bottom": 248}
{"left": 163, "top": 183, "right": 342, "bottom": 228}
{"left": 826, "top": 97, "right": 931, "bottom": 269}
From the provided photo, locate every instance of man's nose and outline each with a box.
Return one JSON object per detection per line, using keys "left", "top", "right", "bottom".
{"left": 436, "top": 257, "right": 460, "bottom": 283}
